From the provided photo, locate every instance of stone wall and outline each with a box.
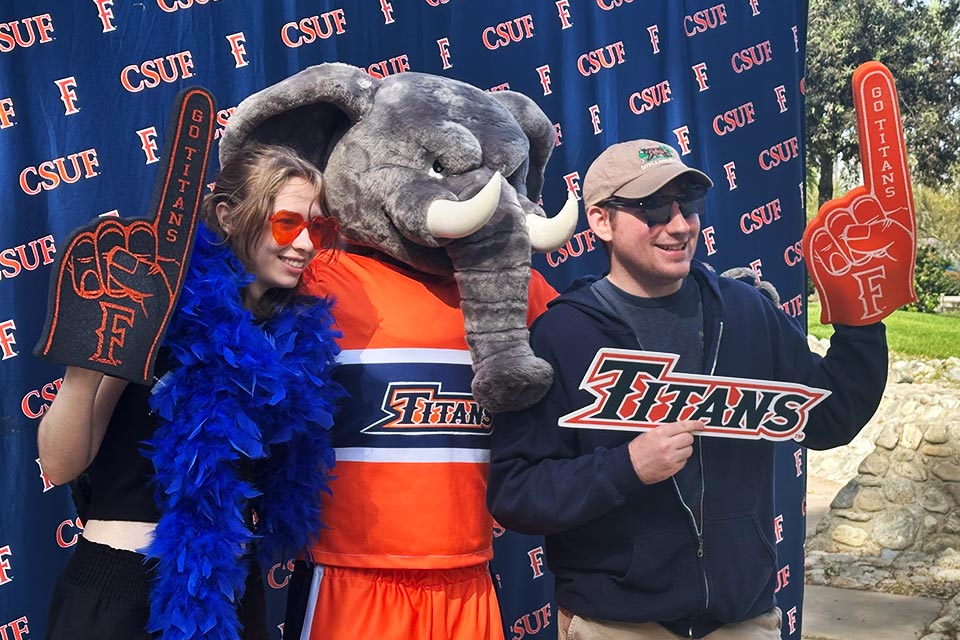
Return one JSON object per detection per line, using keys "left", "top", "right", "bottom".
{"left": 807, "top": 384, "right": 960, "bottom": 558}
{"left": 804, "top": 338, "right": 960, "bottom": 636}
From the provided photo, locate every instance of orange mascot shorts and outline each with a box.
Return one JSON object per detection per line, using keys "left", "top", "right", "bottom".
{"left": 301, "top": 565, "right": 504, "bottom": 640}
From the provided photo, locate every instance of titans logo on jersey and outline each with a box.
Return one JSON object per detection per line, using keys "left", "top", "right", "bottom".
{"left": 332, "top": 348, "right": 493, "bottom": 456}
{"left": 314, "top": 347, "right": 496, "bottom": 569}
{"left": 364, "top": 381, "right": 492, "bottom": 435}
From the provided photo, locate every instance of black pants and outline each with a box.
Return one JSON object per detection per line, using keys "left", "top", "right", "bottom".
{"left": 45, "top": 536, "right": 268, "bottom": 640}
{"left": 282, "top": 560, "right": 314, "bottom": 640}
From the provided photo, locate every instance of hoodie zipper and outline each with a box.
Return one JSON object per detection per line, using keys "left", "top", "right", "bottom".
{"left": 609, "top": 286, "right": 724, "bottom": 638}
{"left": 623, "top": 321, "right": 708, "bottom": 581}
{"left": 672, "top": 451, "right": 707, "bottom": 612}
{"left": 682, "top": 319, "right": 723, "bottom": 638}
{"left": 708, "top": 321, "right": 723, "bottom": 376}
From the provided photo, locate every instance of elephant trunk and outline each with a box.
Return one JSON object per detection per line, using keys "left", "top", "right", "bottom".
{"left": 446, "top": 179, "right": 554, "bottom": 413}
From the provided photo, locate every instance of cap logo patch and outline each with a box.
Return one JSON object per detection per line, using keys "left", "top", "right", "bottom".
{"left": 637, "top": 145, "right": 675, "bottom": 166}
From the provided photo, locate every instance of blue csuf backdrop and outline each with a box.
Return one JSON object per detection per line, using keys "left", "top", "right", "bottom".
{"left": 0, "top": 1, "right": 812, "bottom": 638}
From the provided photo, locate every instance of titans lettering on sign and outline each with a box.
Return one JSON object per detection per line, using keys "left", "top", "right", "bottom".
{"left": 560, "top": 349, "right": 829, "bottom": 442}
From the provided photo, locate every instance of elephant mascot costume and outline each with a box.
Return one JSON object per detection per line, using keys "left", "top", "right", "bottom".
{"left": 220, "top": 63, "right": 577, "bottom": 639}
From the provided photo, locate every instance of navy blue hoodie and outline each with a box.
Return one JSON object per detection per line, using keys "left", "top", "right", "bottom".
{"left": 488, "top": 262, "right": 887, "bottom": 638}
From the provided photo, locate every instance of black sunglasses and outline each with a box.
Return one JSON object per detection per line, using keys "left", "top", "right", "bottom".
{"left": 601, "top": 185, "right": 708, "bottom": 227}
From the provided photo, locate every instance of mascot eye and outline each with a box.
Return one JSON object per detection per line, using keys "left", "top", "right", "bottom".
{"left": 429, "top": 159, "right": 446, "bottom": 177}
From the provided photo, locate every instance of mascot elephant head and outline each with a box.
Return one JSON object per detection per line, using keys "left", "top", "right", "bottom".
{"left": 220, "top": 63, "right": 577, "bottom": 413}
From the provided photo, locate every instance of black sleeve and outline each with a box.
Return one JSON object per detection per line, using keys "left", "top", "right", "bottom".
{"left": 487, "top": 310, "right": 645, "bottom": 535}
{"left": 772, "top": 302, "right": 888, "bottom": 450}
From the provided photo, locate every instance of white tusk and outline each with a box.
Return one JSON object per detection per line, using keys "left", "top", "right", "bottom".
{"left": 425, "top": 171, "right": 502, "bottom": 239}
{"left": 527, "top": 191, "right": 579, "bottom": 252}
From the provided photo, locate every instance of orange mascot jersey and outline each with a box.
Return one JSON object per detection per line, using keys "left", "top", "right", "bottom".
{"left": 299, "top": 252, "right": 555, "bottom": 570}
{"left": 296, "top": 252, "right": 555, "bottom": 640}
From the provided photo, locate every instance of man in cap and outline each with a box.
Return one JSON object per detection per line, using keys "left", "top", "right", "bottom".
{"left": 487, "top": 139, "right": 888, "bottom": 639}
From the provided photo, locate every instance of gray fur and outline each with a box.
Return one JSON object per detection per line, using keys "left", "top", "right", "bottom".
{"left": 223, "top": 63, "right": 570, "bottom": 412}
{"left": 220, "top": 63, "right": 376, "bottom": 171}
{"left": 720, "top": 266, "right": 782, "bottom": 306}
{"left": 489, "top": 90, "right": 555, "bottom": 202}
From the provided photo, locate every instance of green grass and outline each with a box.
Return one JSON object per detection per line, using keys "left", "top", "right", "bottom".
{"left": 807, "top": 300, "right": 960, "bottom": 359}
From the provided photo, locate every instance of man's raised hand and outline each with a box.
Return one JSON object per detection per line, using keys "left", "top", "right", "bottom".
{"left": 803, "top": 62, "right": 917, "bottom": 325}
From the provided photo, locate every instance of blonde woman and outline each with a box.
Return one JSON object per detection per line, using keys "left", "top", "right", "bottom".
{"left": 39, "top": 145, "right": 344, "bottom": 640}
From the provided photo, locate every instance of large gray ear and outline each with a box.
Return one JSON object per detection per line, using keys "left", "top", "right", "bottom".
{"left": 220, "top": 62, "right": 377, "bottom": 170}
{"left": 489, "top": 91, "right": 554, "bottom": 201}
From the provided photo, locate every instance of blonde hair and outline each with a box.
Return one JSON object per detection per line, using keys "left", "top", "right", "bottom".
{"left": 202, "top": 144, "right": 326, "bottom": 266}
{"left": 203, "top": 144, "right": 331, "bottom": 319}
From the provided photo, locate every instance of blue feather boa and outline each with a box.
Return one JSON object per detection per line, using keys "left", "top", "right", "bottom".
{"left": 145, "top": 224, "right": 344, "bottom": 640}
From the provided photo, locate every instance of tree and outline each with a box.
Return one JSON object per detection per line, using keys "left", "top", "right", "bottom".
{"left": 805, "top": 0, "right": 960, "bottom": 207}
{"left": 907, "top": 244, "right": 960, "bottom": 312}
{"left": 915, "top": 183, "right": 960, "bottom": 261}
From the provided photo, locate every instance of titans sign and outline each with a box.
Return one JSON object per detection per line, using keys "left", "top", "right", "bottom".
{"left": 559, "top": 349, "right": 830, "bottom": 441}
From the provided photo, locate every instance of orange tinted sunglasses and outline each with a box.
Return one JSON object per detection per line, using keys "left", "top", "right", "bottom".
{"left": 269, "top": 210, "right": 339, "bottom": 250}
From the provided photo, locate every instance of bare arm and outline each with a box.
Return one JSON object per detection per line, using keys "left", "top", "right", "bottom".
{"left": 37, "top": 366, "right": 129, "bottom": 486}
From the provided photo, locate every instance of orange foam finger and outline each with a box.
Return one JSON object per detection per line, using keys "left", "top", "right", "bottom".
{"left": 803, "top": 61, "right": 917, "bottom": 326}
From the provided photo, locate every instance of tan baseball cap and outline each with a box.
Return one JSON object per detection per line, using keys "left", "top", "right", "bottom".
{"left": 582, "top": 139, "right": 713, "bottom": 207}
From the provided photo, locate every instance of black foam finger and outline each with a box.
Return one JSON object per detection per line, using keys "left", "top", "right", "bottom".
{"left": 34, "top": 87, "right": 217, "bottom": 385}
{"left": 152, "top": 87, "right": 215, "bottom": 270}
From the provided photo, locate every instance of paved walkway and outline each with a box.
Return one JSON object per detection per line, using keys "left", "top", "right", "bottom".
{"left": 802, "top": 584, "right": 943, "bottom": 640}
{"left": 802, "top": 476, "right": 945, "bottom": 640}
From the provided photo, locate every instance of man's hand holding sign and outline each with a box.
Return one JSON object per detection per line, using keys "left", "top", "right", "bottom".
{"left": 804, "top": 61, "right": 917, "bottom": 324}
{"left": 35, "top": 88, "right": 215, "bottom": 384}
